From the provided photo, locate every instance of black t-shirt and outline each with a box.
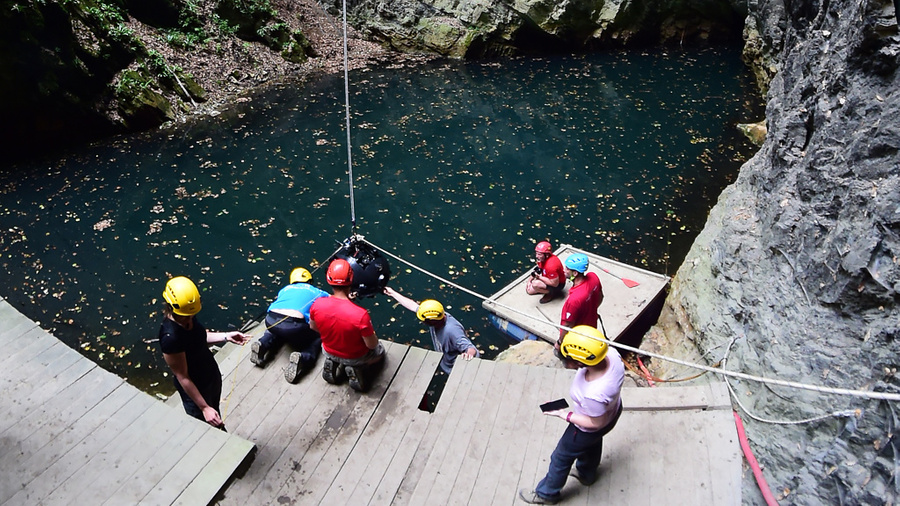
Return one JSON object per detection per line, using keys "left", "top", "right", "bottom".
{"left": 158, "top": 318, "right": 221, "bottom": 394}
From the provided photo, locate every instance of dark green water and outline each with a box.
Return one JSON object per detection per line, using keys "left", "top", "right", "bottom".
{"left": 0, "top": 47, "right": 762, "bottom": 395}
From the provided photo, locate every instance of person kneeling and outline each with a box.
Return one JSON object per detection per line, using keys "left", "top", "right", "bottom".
{"left": 310, "top": 258, "right": 385, "bottom": 392}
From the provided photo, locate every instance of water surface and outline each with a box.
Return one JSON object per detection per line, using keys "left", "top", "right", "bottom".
{"left": 0, "top": 47, "right": 763, "bottom": 394}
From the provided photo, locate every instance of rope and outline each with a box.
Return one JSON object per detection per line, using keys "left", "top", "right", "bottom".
{"left": 361, "top": 237, "right": 900, "bottom": 403}
{"left": 341, "top": 0, "right": 357, "bottom": 234}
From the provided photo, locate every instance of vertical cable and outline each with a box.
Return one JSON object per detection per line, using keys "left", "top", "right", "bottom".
{"left": 342, "top": 0, "right": 357, "bottom": 234}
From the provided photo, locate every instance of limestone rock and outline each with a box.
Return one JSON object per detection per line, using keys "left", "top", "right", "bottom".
{"left": 495, "top": 340, "right": 565, "bottom": 369}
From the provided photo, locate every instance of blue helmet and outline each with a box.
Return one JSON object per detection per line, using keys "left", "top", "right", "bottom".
{"left": 564, "top": 253, "right": 589, "bottom": 274}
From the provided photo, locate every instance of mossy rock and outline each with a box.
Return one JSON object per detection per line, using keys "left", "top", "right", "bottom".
{"left": 115, "top": 70, "right": 174, "bottom": 129}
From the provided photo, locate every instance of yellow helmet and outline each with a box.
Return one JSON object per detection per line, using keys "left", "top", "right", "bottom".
{"left": 290, "top": 267, "right": 312, "bottom": 284}
{"left": 416, "top": 299, "right": 445, "bottom": 321}
{"left": 560, "top": 325, "right": 608, "bottom": 366}
{"left": 163, "top": 276, "right": 202, "bottom": 316}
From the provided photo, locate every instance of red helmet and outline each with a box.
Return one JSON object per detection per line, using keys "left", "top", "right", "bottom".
{"left": 326, "top": 258, "right": 353, "bottom": 286}
{"left": 535, "top": 241, "right": 552, "bottom": 253}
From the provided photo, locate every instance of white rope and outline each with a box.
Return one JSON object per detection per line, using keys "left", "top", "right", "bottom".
{"left": 362, "top": 237, "right": 900, "bottom": 403}
{"left": 341, "top": 0, "right": 356, "bottom": 232}
{"left": 720, "top": 336, "right": 860, "bottom": 425}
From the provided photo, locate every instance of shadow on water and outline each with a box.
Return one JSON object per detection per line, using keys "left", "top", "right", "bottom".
{"left": 0, "top": 47, "right": 763, "bottom": 396}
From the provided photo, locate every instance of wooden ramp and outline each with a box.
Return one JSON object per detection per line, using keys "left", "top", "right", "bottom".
{"left": 214, "top": 335, "right": 741, "bottom": 505}
{"left": 0, "top": 298, "right": 254, "bottom": 506}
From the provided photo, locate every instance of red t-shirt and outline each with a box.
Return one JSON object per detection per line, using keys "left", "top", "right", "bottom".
{"left": 561, "top": 272, "right": 603, "bottom": 329}
{"left": 310, "top": 297, "right": 375, "bottom": 359}
{"left": 540, "top": 254, "right": 565, "bottom": 286}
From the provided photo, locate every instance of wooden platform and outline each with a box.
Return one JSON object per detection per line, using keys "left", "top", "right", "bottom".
{"left": 0, "top": 298, "right": 254, "bottom": 506}
{"left": 212, "top": 329, "right": 742, "bottom": 505}
{"left": 483, "top": 244, "right": 671, "bottom": 343}
{"left": 1, "top": 298, "right": 741, "bottom": 505}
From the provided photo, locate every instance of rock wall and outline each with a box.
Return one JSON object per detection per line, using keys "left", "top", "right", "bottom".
{"left": 654, "top": 0, "right": 900, "bottom": 503}
{"left": 330, "top": 0, "right": 745, "bottom": 58}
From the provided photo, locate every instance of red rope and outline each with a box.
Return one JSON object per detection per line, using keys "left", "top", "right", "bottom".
{"left": 733, "top": 411, "right": 779, "bottom": 506}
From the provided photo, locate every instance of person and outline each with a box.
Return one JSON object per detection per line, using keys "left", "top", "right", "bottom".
{"left": 382, "top": 286, "right": 479, "bottom": 373}
{"left": 159, "top": 276, "right": 250, "bottom": 429}
{"left": 557, "top": 253, "right": 603, "bottom": 346}
{"left": 310, "top": 258, "right": 385, "bottom": 392}
{"left": 526, "top": 240, "right": 566, "bottom": 304}
{"left": 250, "top": 267, "right": 329, "bottom": 383}
{"left": 519, "top": 325, "right": 624, "bottom": 504}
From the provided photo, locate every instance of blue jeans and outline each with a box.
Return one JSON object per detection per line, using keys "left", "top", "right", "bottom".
{"left": 535, "top": 404, "right": 623, "bottom": 500}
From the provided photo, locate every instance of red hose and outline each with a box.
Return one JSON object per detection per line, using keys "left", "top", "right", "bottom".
{"left": 733, "top": 411, "right": 779, "bottom": 506}
{"left": 636, "top": 356, "right": 656, "bottom": 387}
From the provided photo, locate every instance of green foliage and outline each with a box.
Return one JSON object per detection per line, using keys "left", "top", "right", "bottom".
{"left": 114, "top": 69, "right": 150, "bottom": 97}
{"left": 257, "top": 22, "right": 287, "bottom": 40}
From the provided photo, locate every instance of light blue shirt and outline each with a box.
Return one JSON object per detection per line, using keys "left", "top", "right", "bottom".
{"left": 268, "top": 282, "right": 329, "bottom": 320}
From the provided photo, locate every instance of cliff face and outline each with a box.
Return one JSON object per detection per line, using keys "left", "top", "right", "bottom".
{"left": 656, "top": 0, "right": 900, "bottom": 503}
{"left": 329, "top": 0, "right": 745, "bottom": 57}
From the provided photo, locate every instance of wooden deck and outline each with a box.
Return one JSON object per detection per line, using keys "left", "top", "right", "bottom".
{"left": 0, "top": 298, "right": 254, "bottom": 505}
{"left": 1, "top": 298, "right": 742, "bottom": 505}
{"left": 211, "top": 326, "right": 742, "bottom": 505}
{"left": 483, "top": 244, "right": 671, "bottom": 344}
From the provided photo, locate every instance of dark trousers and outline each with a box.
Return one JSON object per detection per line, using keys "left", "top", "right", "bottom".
{"left": 260, "top": 312, "right": 322, "bottom": 359}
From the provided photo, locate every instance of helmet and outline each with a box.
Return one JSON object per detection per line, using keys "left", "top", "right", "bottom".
{"left": 560, "top": 325, "right": 608, "bottom": 366}
{"left": 416, "top": 299, "right": 445, "bottom": 321}
{"left": 326, "top": 258, "right": 353, "bottom": 286}
{"left": 290, "top": 267, "right": 312, "bottom": 284}
{"left": 535, "top": 241, "right": 552, "bottom": 253}
{"left": 564, "top": 253, "right": 589, "bottom": 273}
{"left": 163, "top": 276, "right": 202, "bottom": 316}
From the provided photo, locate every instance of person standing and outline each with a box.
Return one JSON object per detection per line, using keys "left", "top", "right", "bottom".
{"left": 519, "top": 325, "right": 624, "bottom": 504}
{"left": 383, "top": 286, "right": 478, "bottom": 373}
{"left": 557, "top": 253, "right": 603, "bottom": 345}
{"left": 159, "top": 276, "right": 250, "bottom": 429}
{"left": 250, "top": 267, "right": 330, "bottom": 383}
{"left": 310, "top": 258, "right": 385, "bottom": 392}
{"left": 526, "top": 240, "right": 566, "bottom": 304}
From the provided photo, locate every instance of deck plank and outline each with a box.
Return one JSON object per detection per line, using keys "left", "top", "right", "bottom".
{"left": 102, "top": 412, "right": 211, "bottom": 505}
{"left": 0, "top": 365, "right": 120, "bottom": 464}
{"left": 275, "top": 343, "right": 409, "bottom": 505}
{"left": 321, "top": 346, "right": 439, "bottom": 504}
{"left": 360, "top": 350, "right": 443, "bottom": 505}
{"left": 140, "top": 428, "right": 231, "bottom": 505}
{"left": 405, "top": 358, "right": 483, "bottom": 504}
{"left": 48, "top": 399, "right": 176, "bottom": 505}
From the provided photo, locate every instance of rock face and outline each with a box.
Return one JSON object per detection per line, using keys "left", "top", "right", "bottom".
{"left": 330, "top": 0, "right": 745, "bottom": 58}
{"left": 654, "top": 0, "right": 900, "bottom": 503}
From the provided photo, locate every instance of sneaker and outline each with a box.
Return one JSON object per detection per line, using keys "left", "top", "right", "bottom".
{"left": 518, "top": 488, "right": 558, "bottom": 505}
{"left": 569, "top": 467, "right": 598, "bottom": 486}
{"left": 345, "top": 365, "right": 368, "bottom": 392}
{"left": 250, "top": 341, "right": 268, "bottom": 367}
{"left": 539, "top": 293, "right": 554, "bottom": 304}
{"left": 322, "top": 357, "right": 340, "bottom": 384}
{"left": 284, "top": 352, "right": 301, "bottom": 384}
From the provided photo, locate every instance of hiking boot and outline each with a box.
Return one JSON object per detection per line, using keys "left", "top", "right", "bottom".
{"left": 284, "top": 352, "right": 302, "bottom": 384}
{"left": 322, "top": 357, "right": 340, "bottom": 384}
{"left": 539, "top": 293, "right": 554, "bottom": 304}
{"left": 518, "top": 488, "right": 558, "bottom": 505}
{"left": 250, "top": 341, "right": 268, "bottom": 367}
{"left": 345, "top": 365, "right": 368, "bottom": 392}
{"left": 298, "top": 352, "right": 316, "bottom": 372}
{"left": 569, "top": 467, "right": 598, "bottom": 486}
